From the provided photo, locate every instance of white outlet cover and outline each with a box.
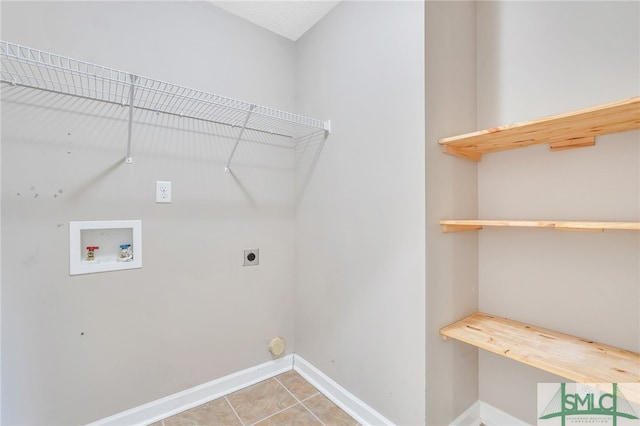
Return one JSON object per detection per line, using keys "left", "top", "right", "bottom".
{"left": 156, "top": 181, "right": 171, "bottom": 203}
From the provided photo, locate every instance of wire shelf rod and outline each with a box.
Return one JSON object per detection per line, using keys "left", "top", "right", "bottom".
{"left": 125, "top": 74, "right": 137, "bottom": 164}
{"left": 225, "top": 104, "right": 256, "bottom": 173}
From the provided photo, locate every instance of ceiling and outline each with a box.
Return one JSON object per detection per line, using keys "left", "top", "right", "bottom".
{"left": 209, "top": 1, "right": 341, "bottom": 41}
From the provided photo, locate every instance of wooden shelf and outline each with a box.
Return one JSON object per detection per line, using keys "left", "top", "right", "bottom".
{"left": 440, "top": 219, "right": 640, "bottom": 233}
{"left": 440, "top": 313, "right": 640, "bottom": 403}
{"left": 439, "top": 97, "right": 640, "bottom": 161}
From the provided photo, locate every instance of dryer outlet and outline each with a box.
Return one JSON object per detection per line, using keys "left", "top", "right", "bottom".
{"left": 243, "top": 249, "right": 259, "bottom": 266}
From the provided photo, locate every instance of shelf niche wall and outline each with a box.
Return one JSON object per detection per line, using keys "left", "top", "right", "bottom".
{"left": 440, "top": 2, "right": 640, "bottom": 423}
{"left": 439, "top": 97, "right": 640, "bottom": 410}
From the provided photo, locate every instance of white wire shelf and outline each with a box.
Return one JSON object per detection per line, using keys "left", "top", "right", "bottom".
{"left": 0, "top": 40, "right": 330, "bottom": 169}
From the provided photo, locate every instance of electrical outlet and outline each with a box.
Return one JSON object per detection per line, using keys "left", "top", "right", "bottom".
{"left": 156, "top": 181, "right": 171, "bottom": 203}
{"left": 243, "top": 249, "right": 259, "bottom": 266}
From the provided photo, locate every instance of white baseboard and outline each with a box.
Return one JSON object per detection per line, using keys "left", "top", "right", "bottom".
{"left": 86, "top": 357, "right": 531, "bottom": 426}
{"left": 450, "top": 400, "right": 530, "bottom": 426}
{"left": 450, "top": 400, "right": 482, "bottom": 426}
{"left": 87, "top": 354, "right": 294, "bottom": 426}
{"left": 86, "top": 354, "right": 392, "bottom": 426}
{"left": 293, "top": 355, "right": 395, "bottom": 426}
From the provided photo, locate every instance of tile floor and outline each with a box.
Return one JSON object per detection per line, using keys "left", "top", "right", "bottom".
{"left": 150, "top": 370, "right": 360, "bottom": 426}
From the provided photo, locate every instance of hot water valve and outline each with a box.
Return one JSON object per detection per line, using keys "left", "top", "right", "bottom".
{"left": 86, "top": 246, "right": 99, "bottom": 261}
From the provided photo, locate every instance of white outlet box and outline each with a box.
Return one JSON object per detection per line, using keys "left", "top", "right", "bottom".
{"left": 69, "top": 220, "right": 142, "bottom": 275}
{"left": 156, "top": 181, "right": 171, "bottom": 203}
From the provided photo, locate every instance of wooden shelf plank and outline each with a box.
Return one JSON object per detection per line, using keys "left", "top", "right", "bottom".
{"left": 439, "top": 97, "right": 640, "bottom": 161}
{"left": 439, "top": 219, "right": 640, "bottom": 232}
{"left": 440, "top": 313, "right": 640, "bottom": 403}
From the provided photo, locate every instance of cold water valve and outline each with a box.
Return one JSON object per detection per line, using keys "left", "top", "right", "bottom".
{"left": 119, "top": 244, "right": 133, "bottom": 262}
{"left": 86, "top": 246, "right": 99, "bottom": 261}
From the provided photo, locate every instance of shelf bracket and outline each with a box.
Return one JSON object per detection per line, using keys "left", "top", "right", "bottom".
{"left": 441, "top": 224, "right": 484, "bottom": 233}
{"left": 549, "top": 136, "right": 595, "bottom": 152}
{"left": 554, "top": 226, "right": 604, "bottom": 232}
{"left": 441, "top": 145, "right": 482, "bottom": 162}
{"left": 225, "top": 105, "right": 255, "bottom": 173}
{"left": 295, "top": 127, "right": 331, "bottom": 201}
{"left": 125, "top": 74, "right": 138, "bottom": 164}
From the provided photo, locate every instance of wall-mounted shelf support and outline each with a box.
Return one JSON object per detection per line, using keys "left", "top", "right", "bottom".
{"left": 440, "top": 312, "right": 640, "bottom": 404}
{"left": 295, "top": 126, "right": 331, "bottom": 198}
{"left": 548, "top": 136, "right": 595, "bottom": 151}
{"left": 125, "top": 74, "right": 138, "bottom": 164}
{"left": 225, "top": 104, "right": 255, "bottom": 173}
{"left": 440, "top": 219, "right": 640, "bottom": 232}
{"left": 440, "top": 223, "right": 484, "bottom": 232}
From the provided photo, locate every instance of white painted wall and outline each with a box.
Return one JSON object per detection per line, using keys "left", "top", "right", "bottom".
{"left": 294, "top": 2, "right": 426, "bottom": 424}
{"left": 1, "top": 2, "right": 298, "bottom": 424}
{"left": 477, "top": 1, "right": 640, "bottom": 423}
{"left": 425, "top": 2, "right": 479, "bottom": 424}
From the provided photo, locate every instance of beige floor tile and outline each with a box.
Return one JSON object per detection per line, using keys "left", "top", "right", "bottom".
{"left": 303, "top": 394, "right": 358, "bottom": 426}
{"left": 253, "top": 403, "right": 322, "bottom": 426}
{"left": 226, "top": 378, "right": 297, "bottom": 425}
{"left": 158, "top": 397, "right": 241, "bottom": 426}
{"left": 276, "top": 370, "right": 319, "bottom": 401}
{"left": 148, "top": 371, "right": 361, "bottom": 426}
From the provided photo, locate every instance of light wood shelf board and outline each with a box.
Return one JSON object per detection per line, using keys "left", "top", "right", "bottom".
{"left": 439, "top": 97, "right": 640, "bottom": 161}
{"left": 439, "top": 220, "right": 640, "bottom": 232}
{"left": 440, "top": 313, "right": 640, "bottom": 403}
